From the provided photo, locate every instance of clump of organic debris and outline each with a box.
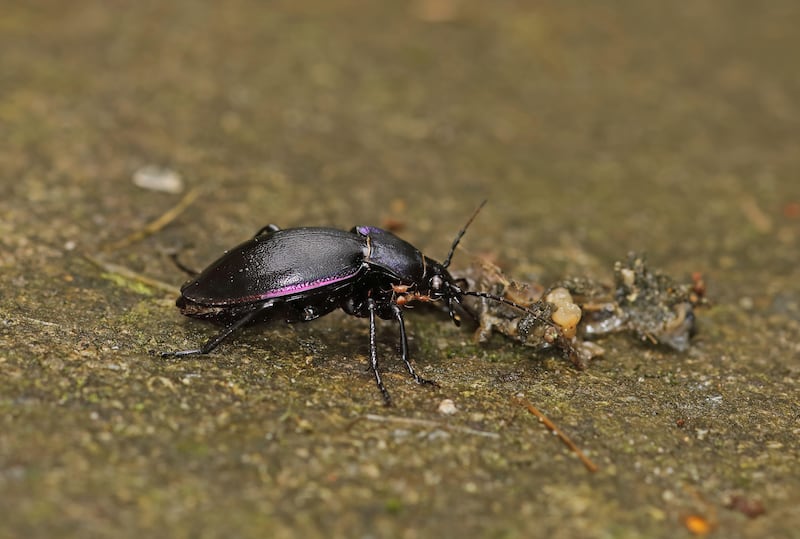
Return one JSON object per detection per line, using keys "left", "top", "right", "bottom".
{"left": 455, "top": 253, "right": 705, "bottom": 366}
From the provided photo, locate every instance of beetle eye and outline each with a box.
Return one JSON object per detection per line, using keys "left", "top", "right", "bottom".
{"left": 431, "top": 275, "right": 443, "bottom": 290}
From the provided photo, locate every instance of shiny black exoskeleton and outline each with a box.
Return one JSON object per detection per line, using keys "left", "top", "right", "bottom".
{"left": 161, "top": 202, "right": 532, "bottom": 404}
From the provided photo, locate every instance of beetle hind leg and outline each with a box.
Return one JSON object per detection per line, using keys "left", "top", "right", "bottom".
{"left": 169, "top": 252, "right": 199, "bottom": 277}
{"left": 391, "top": 304, "right": 439, "bottom": 388}
{"left": 253, "top": 224, "right": 281, "bottom": 238}
{"left": 158, "top": 305, "right": 266, "bottom": 358}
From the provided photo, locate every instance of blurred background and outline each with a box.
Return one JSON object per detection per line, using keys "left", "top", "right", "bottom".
{"left": 1, "top": 1, "right": 798, "bottom": 537}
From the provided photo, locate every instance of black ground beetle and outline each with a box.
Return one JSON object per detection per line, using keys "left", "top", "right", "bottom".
{"left": 161, "top": 202, "right": 543, "bottom": 405}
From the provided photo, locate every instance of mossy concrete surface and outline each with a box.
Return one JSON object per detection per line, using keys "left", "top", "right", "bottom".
{"left": 1, "top": 1, "right": 798, "bottom": 538}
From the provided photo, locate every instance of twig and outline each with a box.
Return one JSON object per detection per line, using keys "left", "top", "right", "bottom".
{"left": 84, "top": 254, "right": 177, "bottom": 294}
{"left": 514, "top": 396, "right": 598, "bottom": 472}
{"left": 102, "top": 187, "right": 202, "bottom": 252}
{"left": 18, "top": 315, "right": 61, "bottom": 327}
{"left": 358, "top": 413, "right": 500, "bottom": 439}
{"left": 87, "top": 188, "right": 202, "bottom": 294}
{"left": 739, "top": 195, "right": 772, "bottom": 234}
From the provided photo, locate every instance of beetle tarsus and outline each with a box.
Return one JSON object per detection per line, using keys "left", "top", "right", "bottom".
{"left": 160, "top": 307, "right": 265, "bottom": 358}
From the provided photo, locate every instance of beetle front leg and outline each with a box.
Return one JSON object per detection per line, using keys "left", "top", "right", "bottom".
{"left": 367, "top": 299, "right": 393, "bottom": 406}
{"left": 391, "top": 303, "right": 438, "bottom": 388}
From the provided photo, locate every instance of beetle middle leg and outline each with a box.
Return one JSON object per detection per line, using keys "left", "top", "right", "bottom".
{"left": 367, "top": 299, "right": 393, "bottom": 406}
{"left": 391, "top": 303, "right": 438, "bottom": 388}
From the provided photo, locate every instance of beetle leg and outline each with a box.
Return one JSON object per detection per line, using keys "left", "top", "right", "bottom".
{"left": 391, "top": 304, "right": 438, "bottom": 387}
{"left": 169, "top": 252, "right": 199, "bottom": 277}
{"left": 447, "top": 297, "right": 462, "bottom": 327}
{"left": 450, "top": 294, "right": 478, "bottom": 324}
{"left": 159, "top": 304, "right": 268, "bottom": 358}
{"left": 253, "top": 224, "right": 281, "bottom": 238}
{"left": 367, "top": 299, "right": 393, "bottom": 406}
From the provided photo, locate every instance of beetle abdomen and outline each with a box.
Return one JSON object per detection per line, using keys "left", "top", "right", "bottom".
{"left": 180, "top": 228, "right": 367, "bottom": 306}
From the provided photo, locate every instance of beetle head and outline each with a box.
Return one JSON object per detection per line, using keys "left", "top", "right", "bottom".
{"left": 427, "top": 202, "right": 571, "bottom": 340}
{"left": 416, "top": 200, "right": 487, "bottom": 327}
{"left": 422, "top": 257, "right": 465, "bottom": 326}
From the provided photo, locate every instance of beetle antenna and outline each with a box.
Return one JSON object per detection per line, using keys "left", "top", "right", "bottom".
{"left": 442, "top": 199, "right": 487, "bottom": 269}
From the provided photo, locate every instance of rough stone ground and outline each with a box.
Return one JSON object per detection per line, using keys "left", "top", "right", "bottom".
{"left": 1, "top": 1, "right": 798, "bottom": 537}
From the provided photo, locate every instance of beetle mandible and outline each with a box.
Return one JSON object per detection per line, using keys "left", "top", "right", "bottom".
{"left": 161, "top": 202, "right": 542, "bottom": 405}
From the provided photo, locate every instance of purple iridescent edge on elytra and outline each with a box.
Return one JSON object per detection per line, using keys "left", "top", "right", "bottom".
{"left": 233, "top": 269, "right": 361, "bottom": 304}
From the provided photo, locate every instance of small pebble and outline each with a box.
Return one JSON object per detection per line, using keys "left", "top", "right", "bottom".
{"left": 437, "top": 398, "right": 457, "bottom": 415}
{"left": 132, "top": 165, "right": 184, "bottom": 194}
